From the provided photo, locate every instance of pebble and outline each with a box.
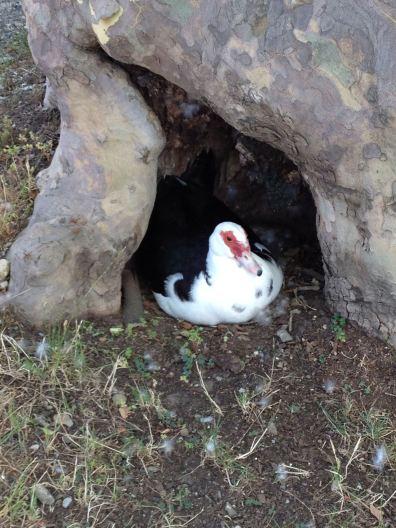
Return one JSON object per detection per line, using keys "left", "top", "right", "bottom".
{"left": 225, "top": 502, "right": 238, "bottom": 518}
{"left": 62, "top": 496, "right": 72, "bottom": 509}
{"left": 0, "top": 280, "right": 8, "bottom": 291}
{"left": 199, "top": 415, "right": 214, "bottom": 424}
{"left": 0, "top": 259, "right": 10, "bottom": 282}
{"left": 276, "top": 326, "right": 293, "bottom": 343}
{"left": 54, "top": 412, "right": 74, "bottom": 428}
{"left": 109, "top": 326, "right": 123, "bottom": 336}
{"left": 33, "top": 483, "right": 55, "bottom": 506}
{"left": 112, "top": 391, "right": 127, "bottom": 407}
{"left": 35, "top": 414, "right": 50, "bottom": 427}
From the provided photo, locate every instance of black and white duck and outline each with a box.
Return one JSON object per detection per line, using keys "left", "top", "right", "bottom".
{"left": 136, "top": 154, "right": 283, "bottom": 325}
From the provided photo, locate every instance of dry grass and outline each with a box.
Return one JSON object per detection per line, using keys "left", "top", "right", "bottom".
{"left": 0, "top": 316, "right": 394, "bottom": 527}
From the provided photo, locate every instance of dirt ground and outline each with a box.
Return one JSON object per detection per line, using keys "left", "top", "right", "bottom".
{"left": 0, "top": 5, "right": 395, "bottom": 528}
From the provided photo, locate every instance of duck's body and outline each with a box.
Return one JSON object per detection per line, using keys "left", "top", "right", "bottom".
{"left": 155, "top": 243, "right": 282, "bottom": 325}
{"left": 136, "top": 170, "right": 283, "bottom": 325}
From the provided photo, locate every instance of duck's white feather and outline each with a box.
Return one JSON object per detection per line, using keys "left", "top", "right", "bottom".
{"left": 154, "top": 251, "right": 283, "bottom": 326}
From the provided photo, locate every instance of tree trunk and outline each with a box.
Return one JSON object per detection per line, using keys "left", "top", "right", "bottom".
{"left": 6, "top": 0, "right": 395, "bottom": 345}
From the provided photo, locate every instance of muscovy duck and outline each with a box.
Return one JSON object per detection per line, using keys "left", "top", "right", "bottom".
{"left": 136, "top": 157, "right": 283, "bottom": 325}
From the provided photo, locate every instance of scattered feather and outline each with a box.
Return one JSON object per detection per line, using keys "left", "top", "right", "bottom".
{"left": 146, "top": 360, "right": 160, "bottom": 372}
{"left": 254, "top": 310, "right": 273, "bottom": 326}
{"left": 160, "top": 438, "right": 176, "bottom": 455}
{"left": 205, "top": 437, "right": 216, "bottom": 455}
{"left": 180, "top": 101, "right": 201, "bottom": 119}
{"left": 322, "top": 379, "right": 336, "bottom": 394}
{"left": 272, "top": 296, "right": 289, "bottom": 317}
{"left": 54, "top": 463, "right": 64, "bottom": 475}
{"left": 258, "top": 396, "right": 271, "bottom": 409}
{"left": 275, "top": 463, "right": 287, "bottom": 481}
{"left": 35, "top": 338, "right": 49, "bottom": 361}
{"left": 372, "top": 444, "right": 388, "bottom": 472}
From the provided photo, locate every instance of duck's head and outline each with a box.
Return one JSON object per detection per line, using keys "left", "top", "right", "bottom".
{"left": 209, "top": 222, "right": 262, "bottom": 276}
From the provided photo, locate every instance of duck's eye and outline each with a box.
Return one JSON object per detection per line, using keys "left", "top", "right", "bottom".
{"left": 226, "top": 236, "right": 232, "bottom": 242}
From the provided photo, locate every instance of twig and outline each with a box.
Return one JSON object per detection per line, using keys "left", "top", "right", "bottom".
{"left": 234, "top": 427, "right": 268, "bottom": 460}
{"left": 195, "top": 361, "right": 223, "bottom": 416}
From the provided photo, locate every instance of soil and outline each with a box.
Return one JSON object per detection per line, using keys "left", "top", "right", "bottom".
{"left": 0, "top": 4, "right": 395, "bottom": 528}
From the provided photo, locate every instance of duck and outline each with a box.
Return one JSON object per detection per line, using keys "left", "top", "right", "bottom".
{"left": 136, "top": 154, "right": 283, "bottom": 325}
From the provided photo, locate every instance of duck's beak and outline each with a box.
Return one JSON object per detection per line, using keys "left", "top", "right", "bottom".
{"left": 236, "top": 251, "right": 263, "bottom": 276}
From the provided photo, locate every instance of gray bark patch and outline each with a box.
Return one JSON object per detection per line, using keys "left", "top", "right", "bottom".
{"left": 362, "top": 143, "right": 382, "bottom": 159}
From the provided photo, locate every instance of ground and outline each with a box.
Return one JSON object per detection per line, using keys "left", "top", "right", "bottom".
{"left": 0, "top": 4, "right": 395, "bottom": 528}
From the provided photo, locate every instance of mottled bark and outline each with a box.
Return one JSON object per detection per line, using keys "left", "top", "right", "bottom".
{"left": 5, "top": 0, "right": 395, "bottom": 344}
{"left": 6, "top": 0, "right": 164, "bottom": 324}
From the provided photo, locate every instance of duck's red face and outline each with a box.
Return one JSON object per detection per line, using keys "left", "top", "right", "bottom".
{"left": 220, "top": 229, "right": 262, "bottom": 276}
{"left": 220, "top": 230, "right": 250, "bottom": 257}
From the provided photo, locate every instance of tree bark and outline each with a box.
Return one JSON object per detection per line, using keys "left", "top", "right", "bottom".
{"left": 8, "top": 0, "right": 396, "bottom": 345}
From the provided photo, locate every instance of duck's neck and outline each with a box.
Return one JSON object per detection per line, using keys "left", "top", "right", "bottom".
{"left": 206, "top": 250, "right": 238, "bottom": 278}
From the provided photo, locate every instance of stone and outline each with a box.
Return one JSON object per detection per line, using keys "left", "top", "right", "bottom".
{"left": 62, "top": 496, "right": 72, "bottom": 509}
{"left": 276, "top": 326, "right": 293, "bottom": 343}
{"left": 0, "top": 259, "right": 10, "bottom": 282}
{"left": 33, "top": 483, "right": 55, "bottom": 506}
{"left": 225, "top": 502, "right": 238, "bottom": 518}
{"left": 54, "top": 412, "right": 74, "bottom": 428}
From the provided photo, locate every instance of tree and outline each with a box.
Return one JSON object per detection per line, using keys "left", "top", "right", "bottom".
{"left": 7, "top": 0, "right": 396, "bottom": 345}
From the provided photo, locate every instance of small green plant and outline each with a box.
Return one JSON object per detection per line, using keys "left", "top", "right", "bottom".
{"left": 133, "top": 355, "right": 151, "bottom": 378}
{"left": 245, "top": 497, "right": 262, "bottom": 507}
{"left": 173, "top": 485, "right": 193, "bottom": 510}
{"left": 179, "top": 345, "right": 213, "bottom": 383}
{"left": 331, "top": 314, "right": 347, "bottom": 342}
{"left": 289, "top": 403, "right": 301, "bottom": 414}
{"left": 180, "top": 326, "right": 203, "bottom": 344}
{"left": 123, "top": 347, "right": 134, "bottom": 360}
{"left": 184, "top": 436, "right": 200, "bottom": 450}
{"left": 179, "top": 345, "right": 195, "bottom": 382}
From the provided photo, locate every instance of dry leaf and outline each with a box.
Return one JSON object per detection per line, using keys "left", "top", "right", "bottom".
{"left": 369, "top": 503, "right": 383, "bottom": 522}
{"left": 118, "top": 406, "right": 130, "bottom": 419}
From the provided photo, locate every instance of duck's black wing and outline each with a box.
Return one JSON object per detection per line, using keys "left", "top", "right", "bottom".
{"left": 136, "top": 225, "right": 210, "bottom": 298}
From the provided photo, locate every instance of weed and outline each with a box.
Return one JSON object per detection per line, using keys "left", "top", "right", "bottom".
{"left": 180, "top": 326, "right": 203, "bottom": 344}
{"left": 1, "top": 120, "right": 54, "bottom": 246}
{"left": 179, "top": 345, "right": 195, "bottom": 382}
{"left": 134, "top": 355, "right": 151, "bottom": 378}
{"left": 331, "top": 314, "right": 347, "bottom": 342}
{"left": 0, "top": 461, "right": 39, "bottom": 523}
{"left": 245, "top": 497, "right": 263, "bottom": 507}
{"left": 173, "top": 485, "right": 193, "bottom": 510}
